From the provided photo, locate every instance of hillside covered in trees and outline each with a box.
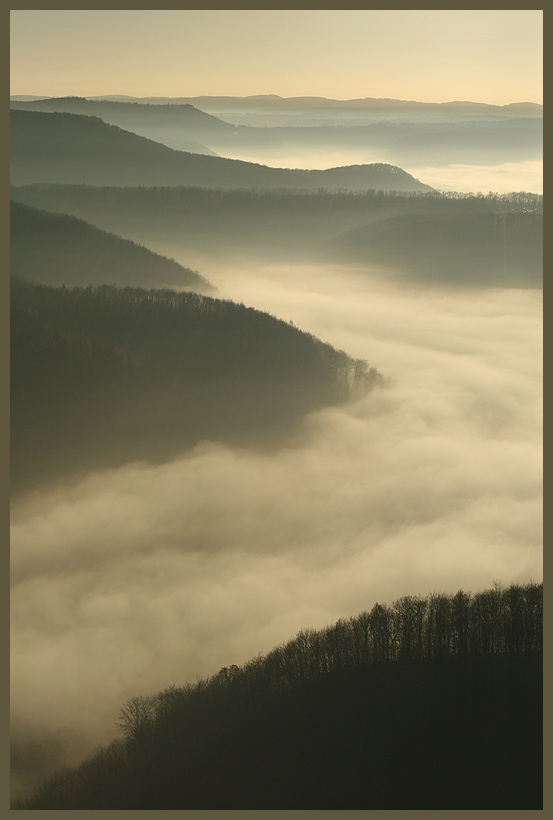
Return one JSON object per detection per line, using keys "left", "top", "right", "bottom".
{"left": 10, "top": 200, "right": 212, "bottom": 291}
{"left": 10, "top": 109, "right": 432, "bottom": 192}
{"left": 11, "top": 278, "right": 381, "bottom": 494}
{"left": 11, "top": 184, "right": 543, "bottom": 286}
{"left": 12, "top": 581, "right": 542, "bottom": 810}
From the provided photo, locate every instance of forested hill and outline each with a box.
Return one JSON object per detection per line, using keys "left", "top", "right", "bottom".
{"left": 327, "top": 209, "right": 543, "bottom": 287}
{"left": 13, "top": 581, "right": 542, "bottom": 810}
{"left": 9, "top": 109, "right": 432, "bottom": 191}
{"left": 11, "top": 279, "right": 382, "bottom": 493}
{"left": 10, "top": 201, "right": 212, "bottom": 291}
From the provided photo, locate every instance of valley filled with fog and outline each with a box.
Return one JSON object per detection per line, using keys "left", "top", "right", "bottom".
{"left": 10, "top": 254, "right": 542, "bottom": 797}
{"left": 10, "top": 9, "right": 543, "bottom": 810}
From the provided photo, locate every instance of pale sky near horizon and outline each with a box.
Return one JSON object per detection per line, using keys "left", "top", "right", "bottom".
{"left": 10, "top": 9, "right": 542, "bottom": 104}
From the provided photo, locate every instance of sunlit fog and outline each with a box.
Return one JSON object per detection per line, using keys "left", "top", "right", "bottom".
{"left": 9, "top": 7, "right": 542, "bottom": 809}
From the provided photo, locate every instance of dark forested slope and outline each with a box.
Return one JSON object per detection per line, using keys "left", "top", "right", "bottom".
{"left": 11, "top": 279, "right": 381, "bottom": 493}
{"left": 10, "top": 109, "right": 432, "bottom": 191}
{"left": 13, "top": 581, "right": 542, "bottom": 810}
{"left": 10, "top": 200, "right": 212, "bottom": 291}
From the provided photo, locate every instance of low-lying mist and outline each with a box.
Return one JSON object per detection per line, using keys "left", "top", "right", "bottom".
{"left": 10, "top": 262, "right": 542, "bottom": 800}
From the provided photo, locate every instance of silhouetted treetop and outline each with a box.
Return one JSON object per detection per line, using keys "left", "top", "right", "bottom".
{"left": 13, "top": 580, "right": 542, "bottom": 810}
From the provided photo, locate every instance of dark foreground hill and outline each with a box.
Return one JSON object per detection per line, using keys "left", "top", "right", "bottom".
{"left": 13, "top": 581, "right": 542, "bottom": 810}
{"left": 9, "top": 109, "right": 432, "bottom": 192}
{"left": 11, "top": 279, "right": 381, "bottom": 494}
{"left": 10, "top": 200, "right": 212, "bottom": 291}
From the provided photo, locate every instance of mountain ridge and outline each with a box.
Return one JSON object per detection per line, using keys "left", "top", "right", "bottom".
{"left": 11, "top": 93, "right": 541, "bottom": 115}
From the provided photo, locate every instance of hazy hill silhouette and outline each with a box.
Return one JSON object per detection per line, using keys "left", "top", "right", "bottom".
{"left": 12, "top": 581, "right": 542, "bottom": 809}
{"left": 11, "top": 279, "right": 381, "bottom": 494}
{"left": 10, "top": 97, "right": 542, "bottom": 164}
{"left": 10, "top": 109, "right": 432, "bottom": 191}
{"left": 52, "top": 94, "right": 542, "bottom": 118}
{"left": 10, "top": 97, "right": 228, "bottom": 154}
{"left": 10, "top": 200, "right": 212, "bottom": 291}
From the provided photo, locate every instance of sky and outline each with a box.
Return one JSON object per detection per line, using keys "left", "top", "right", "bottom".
{"left": 10, "top": 9, "right": 543, "bottom": 104}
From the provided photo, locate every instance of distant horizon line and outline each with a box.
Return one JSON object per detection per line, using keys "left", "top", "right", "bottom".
{"left": 9, "top": 93, "right": 543, "bottom": 108}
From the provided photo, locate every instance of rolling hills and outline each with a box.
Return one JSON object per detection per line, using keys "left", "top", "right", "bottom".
{"left": 11, "top": 184, "right": 543, "bottom": 286}
{"left": 10, "top": 109, "right": 433, "bottom": 191}
{"left": 10, "top": 96, "right": 543, "bottom": 165}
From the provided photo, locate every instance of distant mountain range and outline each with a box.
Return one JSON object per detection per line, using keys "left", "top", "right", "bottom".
{"left": 10, "top": 200, "right": 212, "bottom": 291}
{"left": 10, "top": 109, "right": 433, "bottom": 191}
{"left": 11, "top": 94, "right": 542, "bottom": 117}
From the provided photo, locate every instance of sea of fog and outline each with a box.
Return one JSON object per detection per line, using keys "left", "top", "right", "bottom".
{"left": 10, "top": 261, "right": 542, "bottom": 799}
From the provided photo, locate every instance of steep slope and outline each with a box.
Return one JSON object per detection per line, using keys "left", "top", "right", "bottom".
{"left": 10, "top": 109, "right": 432, "bottom": 191}
{"left": 11, "top": 279, "right": 381, "bottom": 493}
{"left": 13, "top": 581, "right": 542, "bottom": 809}
{"left": 10, "top": 201, "right": 212, "bottom": 291}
